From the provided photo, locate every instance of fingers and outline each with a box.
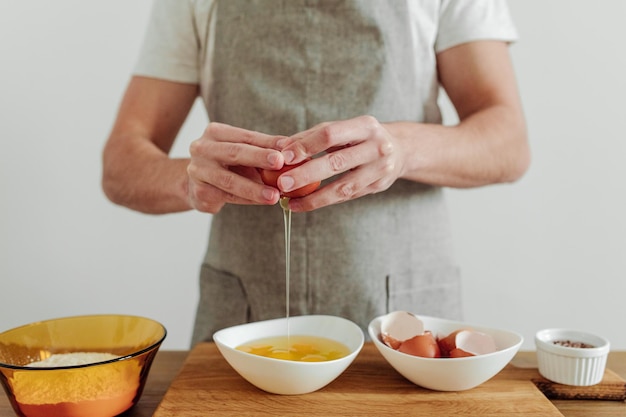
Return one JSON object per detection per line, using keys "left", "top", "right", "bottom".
{"left": 188, "top": 177, "right": 276, "bottom": 214}
{"left": 286, "top": 163, "right": 395, "bottom": 212}
{"left": 192, "top": 122, "right": 285, "bottom": 170}
{"left": 187, "top": 123, "right": 285, "bottom": 211}
{"left": 208, "top": 122, "right": 285, "bottom": 150}
{"left": 276, "top": 117, "right": 396, "bottom": 195}
{"left": 280, "top": 115, "right": 383, "bottom": 164}
{"left": 188, "top": 166, "right": 280, "bottom": 213}
{"left": 186, "top": 118, "right": 402, "bottom": 213}
{"left": 275, "top": 116, "right": 402, "bottom": 212}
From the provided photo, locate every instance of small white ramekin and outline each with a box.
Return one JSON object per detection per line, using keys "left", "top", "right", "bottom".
{"left": 535, "top": 328, "right": 610, "bottom": 386}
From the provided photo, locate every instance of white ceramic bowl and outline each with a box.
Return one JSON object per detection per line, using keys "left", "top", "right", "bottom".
{"left": 535, "top": 328, "right": 609, "bottom": 386}
{"left": 368, "top": 315, "right": 523, "bottom": 391}
{"left": 213, "top": 315, "right": 364, "bottom": 395}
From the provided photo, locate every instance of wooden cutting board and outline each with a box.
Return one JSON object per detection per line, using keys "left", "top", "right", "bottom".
{"left": 154, "top": 342, "right": 563, "bottom": 416}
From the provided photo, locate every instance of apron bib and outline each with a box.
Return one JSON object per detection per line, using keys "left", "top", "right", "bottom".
{"left": 192, "top": 0, "right": 461, "bottom": 345}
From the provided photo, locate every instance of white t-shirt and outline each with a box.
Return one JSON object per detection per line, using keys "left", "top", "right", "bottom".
{"left": 134, "top": 0, "right": 518, "bottom": 108}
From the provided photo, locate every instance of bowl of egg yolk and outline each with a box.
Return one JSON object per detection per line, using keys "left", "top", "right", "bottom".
{"left": 0, "top": 314, "right": 166, "bottom": 417}
{"left": 368, "top": 312, "right": 523, "bottom": 391}
{"left": 213, "top": 315, "right": 364, "bottom": 395}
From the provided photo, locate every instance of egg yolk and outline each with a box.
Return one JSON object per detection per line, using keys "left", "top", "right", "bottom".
{"left": 236, "top": 335, "right": 349, "bottom": 362}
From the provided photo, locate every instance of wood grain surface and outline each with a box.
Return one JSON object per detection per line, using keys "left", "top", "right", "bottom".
{"left": 154, "top": 343, "right": 564, "bottom": 417}
{"left": 2, "top": 348, "right": 625, "bottom": 416}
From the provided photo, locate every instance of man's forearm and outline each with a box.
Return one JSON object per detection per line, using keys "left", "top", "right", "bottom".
{"left": 102, "top": 134, "right": 192, "bottom": 214}
{"left": 390, "top": 104, "right": 529, "bottom": 188}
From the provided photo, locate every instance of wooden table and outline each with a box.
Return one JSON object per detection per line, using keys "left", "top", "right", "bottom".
{"left": 1, "top": 348, "right": 624, "bottom": 416}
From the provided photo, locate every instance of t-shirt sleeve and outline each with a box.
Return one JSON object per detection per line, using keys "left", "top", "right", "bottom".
{"left": 435, "top": 0, "right": 519, "bottom": 53}
{"left": 133, "top": 0, "right": 200, "bottom": 83}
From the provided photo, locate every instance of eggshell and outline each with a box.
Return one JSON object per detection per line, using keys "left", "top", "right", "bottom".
{"left": 437, "top": 330, "right": 462, "bottom": 357}
{"left": 437, "top": 329, "right": 497, "bottom": 358}
{"left": 449, "top": 348, "right": 475, "bottom": 358}
{"left": 381, "top": 311, "right": 424, "bottom": 350}
{"left": 398, "top": 331, "right": 441, "bottom": 358}
{"left": 454, "top": 330, "right": 497, "bottom": 356}
{"left": 380, "top": 311, "right": 496, "bottom": 359}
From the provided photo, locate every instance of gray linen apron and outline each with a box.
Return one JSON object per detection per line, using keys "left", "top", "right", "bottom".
{"left": 192, "top": 0, "right": 462, "bottom": 345}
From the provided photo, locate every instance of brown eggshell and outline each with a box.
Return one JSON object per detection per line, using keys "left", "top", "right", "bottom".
{"left": 449, "top": 348, "right": 475, "bottom": 358}
{"left": 381, "top": 333, "right": 402, "bottom": 350}
{"left": 380, "top": 311, "right": 425, "bottom": 350}
{"left": 437, "top": 330, "right": 462, "bottom": 357}
{"left": 398, "top": 331, "right": 441, "bottom": 358}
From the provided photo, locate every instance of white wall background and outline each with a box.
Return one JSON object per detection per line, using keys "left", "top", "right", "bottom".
{"left": 1, "top": 1, "right": 624, "bottom": 351}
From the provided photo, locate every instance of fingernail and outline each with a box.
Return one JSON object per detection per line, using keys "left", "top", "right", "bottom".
{"left": 267, "top": 152, "right": 280, "bottom": 167}
{"left": 262, "top": 188, "right": 277, "bottom": 201}
{"left": 279, "top": 175, "right": 294, "bottom": 191}
{"left": 282, "top": 150, "right": 295, "bottom": 164}
{"left": 276, "top": 138, "right": 288, "bottom": 149}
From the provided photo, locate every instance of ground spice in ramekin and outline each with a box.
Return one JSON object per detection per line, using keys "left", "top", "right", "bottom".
{"left": 552, "top": 340, "right": 595, "bottom": 348}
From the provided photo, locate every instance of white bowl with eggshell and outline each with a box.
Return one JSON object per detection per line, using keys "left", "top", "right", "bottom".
{"left": 213, "top": 315, "right": 364, "bottom": 395}
{"left": 368, "top": 313, "right": 523, "bottom": 391}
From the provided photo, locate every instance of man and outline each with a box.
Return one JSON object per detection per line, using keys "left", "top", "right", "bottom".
{"left": 102, "top": 0, "right": 529, "bottom": 345}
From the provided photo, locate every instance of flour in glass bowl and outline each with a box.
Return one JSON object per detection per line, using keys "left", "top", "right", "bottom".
{"left": 27, "top": 352, "right": 120, "bottom": 367}
{"left": 12, "top": 351, "right": 141, "bottom": 417}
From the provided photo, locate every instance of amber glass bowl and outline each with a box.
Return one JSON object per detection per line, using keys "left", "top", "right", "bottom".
{"left": 0, "top": 314, "right": 166, "bottom": 417}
